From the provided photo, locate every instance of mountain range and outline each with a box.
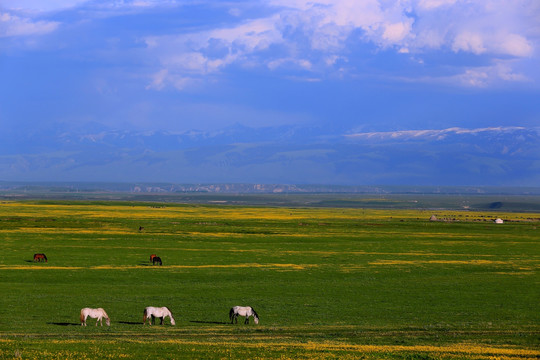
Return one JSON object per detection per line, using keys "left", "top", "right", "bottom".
{"left": 0, "top": 124, "right": 538, "bottom": 186}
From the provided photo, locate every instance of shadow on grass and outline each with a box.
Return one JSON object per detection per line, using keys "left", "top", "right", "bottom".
{"left": 190, "top": 320, "right": 229, "bottom": 325}
{"left": 49, "top": 322, "right": 79, "bottom": 326}
{"left": 117, "top": 321, "right": 142, "bottom": 325}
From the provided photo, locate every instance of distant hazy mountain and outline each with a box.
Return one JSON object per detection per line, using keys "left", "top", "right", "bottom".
{"left": 0, "top": 124, "right": 538, "bottom": 186}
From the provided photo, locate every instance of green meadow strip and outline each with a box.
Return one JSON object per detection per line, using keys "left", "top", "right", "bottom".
{"left": 0, "top": 201, "right": 538, "bottom": 359}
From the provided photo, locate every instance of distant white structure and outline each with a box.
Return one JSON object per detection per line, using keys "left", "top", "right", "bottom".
{"left": 494, "top": 218, "right": 504, "bottom": 224}
{"left": 429, "top": 215, "right": 438, "bottom": 221}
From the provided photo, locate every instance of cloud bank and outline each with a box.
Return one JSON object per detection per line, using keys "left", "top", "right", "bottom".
{"left": 3, "top": 0, "right": 536, "bottom": 88}
{"left": 139, "top": 0, "right": 538, "bottom": 89}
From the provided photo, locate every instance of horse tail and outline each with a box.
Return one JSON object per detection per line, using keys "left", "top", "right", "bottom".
{"left": 80, "top": 309, "right": 85, "bottom": 323}
{"left": 143, "top": 308, "right": 148, "bottom": 324}
{"left": 229, "top": 307, "right": 234, "bottom": 321}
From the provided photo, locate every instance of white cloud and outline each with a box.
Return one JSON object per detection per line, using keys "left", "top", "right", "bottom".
{"left": 268, "top": 58, "right": 312, "bottom": 71}
{"left": 135, "top": 0, "right": 539, "bottom": 90}
{"left": 1, "top": 0, "right": 90, "bottom": 13}
{"left": 142, "top": 15, "right": 285, "bottom": 89}
{"left": 209, "top": 15, "right": 283, "bottom": 53}
{"left": 382, "top": 21, "right": 412, "bottom": 42}
{"left": 451, "top": 31, "right": 533, "bottom": 57}
{"left": 270, "top": 0, "right": 537, "bottom": 58}
{"left": 452, "top": 32, "right": 486, "bottom": 54}
{"left": 146, "top": 69, "right": 168, "bottom": 90}
{"left": 0, "top": 11, "right": 59, "bottom": 37}
{"left": 457, "top": 69, "right": 490, "bottom": 87}
{"left": 495, "top": 33, "right": 532, "bottom": 57}
{"left": 417, "top": 0, "right": 458, "bottom": 10}
{"left": 449, "top": 60, "right": 530, "bottom": 87}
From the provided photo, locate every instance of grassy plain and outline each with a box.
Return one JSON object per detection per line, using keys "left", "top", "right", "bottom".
{"left": 0, "top": 200, "right": 538, "bottom": 359}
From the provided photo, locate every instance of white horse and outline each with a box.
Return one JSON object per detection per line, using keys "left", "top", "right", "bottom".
{"left": 80, "top": 308, "right": 110, "bottom": 326}
{"left": 143, "top": 306, "right": 175, "bottom": 325}
{"left": 229, "top": 306, "right": 259, "bottom": 324}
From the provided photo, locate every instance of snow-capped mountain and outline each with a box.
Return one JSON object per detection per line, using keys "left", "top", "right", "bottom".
{"left": 0, "top": 124, "right": 538, "bottom": 186}
{"left": 345, "top": 127, "right": 531, "bottom": 141}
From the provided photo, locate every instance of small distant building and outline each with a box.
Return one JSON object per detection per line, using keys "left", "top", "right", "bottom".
{"left": 494, "top": 218, "right": 504, "bottom": 224}
{"left": 429, "top": 215, "right": 438, "bottom": 221}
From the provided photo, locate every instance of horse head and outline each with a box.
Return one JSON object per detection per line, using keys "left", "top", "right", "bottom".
{"left": 251, "top": 308, "right": 260, "bottom": 324}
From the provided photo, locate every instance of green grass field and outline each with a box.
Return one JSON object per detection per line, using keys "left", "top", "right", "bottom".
{"left": 0, "top": 201, "right": 538, "bottom": 359}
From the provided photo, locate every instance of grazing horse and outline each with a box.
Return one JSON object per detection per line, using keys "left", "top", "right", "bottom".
{"left": 152, "top": 256, "right": 162, "bottom": 266}
{"left": 229, "top": 306, "right": 259, "bottom": 324}
{"left": 150, "top": 254, "right": 157, "bottom": 263}
{"left": 80, "top": 308, "right": 110, "bottom": 326}
{"left": 33, "top": 253, "right": 47, "bottom": 262}
{"left": 139, "top": 226, "right": 144, "bottom": 232}
{"left": 143, "top": 306, "right": 175, "bottom": 325}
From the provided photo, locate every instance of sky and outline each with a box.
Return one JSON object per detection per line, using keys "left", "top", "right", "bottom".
{"left": 1, "top": 0, "right": 539, "bottom": 134}
{"left": 0, "top": 1, "right": 539, "bottom": 186}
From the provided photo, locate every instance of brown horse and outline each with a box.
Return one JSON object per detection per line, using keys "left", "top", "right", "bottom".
{"left": 152, "top": 256, "right": 162, "bottom": 266}
{"left": 150, "top": 254, "right": 157, "bottom": 263}
{"left": 33, "top": 253, "right": 48, "bottom": 262}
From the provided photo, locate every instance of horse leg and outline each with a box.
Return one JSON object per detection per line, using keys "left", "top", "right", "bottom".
{"left": 245, "top": 317, "right": 249, "bottom": 324}
{"left": 160, "top": 317, "right": 164, "bottom": 325}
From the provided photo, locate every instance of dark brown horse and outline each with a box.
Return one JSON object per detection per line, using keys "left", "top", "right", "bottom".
{"left": 152, "top": 256, "right": 162, "bottom": 266}
{"left": 33, "top": 253, "right": 48, "bottom": 262}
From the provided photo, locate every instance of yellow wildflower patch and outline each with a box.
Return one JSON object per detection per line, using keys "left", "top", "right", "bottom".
{"left": 0, "top": 227, "right": 133, "bottom": 235}
{"left": 0, "top": 265, "right": 84, "bottom": 270}
{"left": 368, "top": 259, "right": 540, "bottom": 269}
{"left": 67, "top": 338, "right": 539, "bottom": 359}
{"left": 27, "top": 337, "right": 540, "bottom": 358}
{"left": 2, "top": 202, "right": 537, "bottom": 224}
{"left": 0, "top": 263, "right": 316, "bottom": 271}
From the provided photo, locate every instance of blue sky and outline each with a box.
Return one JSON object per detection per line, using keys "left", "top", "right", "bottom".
{"left": 2, "top": 0, "right": 539, "bottom": 134}
{"left": 0, "top": 1, "right": 539, "bottom": 186}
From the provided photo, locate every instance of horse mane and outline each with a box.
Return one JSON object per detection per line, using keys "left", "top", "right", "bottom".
{"left": 251, "top": 307, "right": 259, "bottom": 319}
{"left": 101, "top": 308, "right": 109, "bottom": 319}
{"left": 165, "top": 307, "right": 172, "bottom": 315}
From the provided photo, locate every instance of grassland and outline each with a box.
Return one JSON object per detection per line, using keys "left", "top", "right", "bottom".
{"left": 0, "top": 200, "right": 538, "bottom": 359}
